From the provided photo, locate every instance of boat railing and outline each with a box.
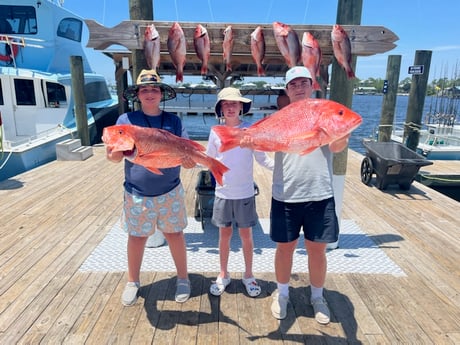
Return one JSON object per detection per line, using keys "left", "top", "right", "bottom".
{"left": 2, "top": 124, "right": 73, "bottom": 150}
{"left": 391, "top": 122, "right": 460, "bottom": 147}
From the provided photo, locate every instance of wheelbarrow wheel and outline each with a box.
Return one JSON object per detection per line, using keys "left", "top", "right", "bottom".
{"left": 360, "top": 157, "right": 373, "bottom": 185}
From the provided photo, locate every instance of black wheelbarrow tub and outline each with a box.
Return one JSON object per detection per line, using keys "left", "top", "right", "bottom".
{"left": 361, "top": 140, "right": 433, "bottom": 190}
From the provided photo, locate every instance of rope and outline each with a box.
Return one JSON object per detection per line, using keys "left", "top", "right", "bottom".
{"left": 419, "top": 174, "right": 460, "bottom": 184}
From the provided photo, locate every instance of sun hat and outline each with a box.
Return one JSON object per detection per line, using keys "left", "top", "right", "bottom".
{"left": 123, "top": 69, "right": 176, "bottom": 102}
{"left": 214, "top": 87, "right": 252, "bottom": 117}
{"left": 285, "top": 66, "right": 312, "bottom": 85}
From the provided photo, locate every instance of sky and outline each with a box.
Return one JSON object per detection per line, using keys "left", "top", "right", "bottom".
{"left": 62, "top": 0, "right": 460, "bottom": 85}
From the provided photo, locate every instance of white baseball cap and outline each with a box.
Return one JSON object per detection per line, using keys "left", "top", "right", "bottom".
{"left": 285, "top": 66, "right": 312, "bottom": 85}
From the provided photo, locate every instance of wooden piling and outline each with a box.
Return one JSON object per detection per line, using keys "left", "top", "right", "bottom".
{"left": 404, "top": 50, "right": 432, "bottom": 151}
{"left": 70, "top": 55, "right": 90, "bottom": 146}
{"left": 378, "top": 55, "right": 402, "bottom": 142}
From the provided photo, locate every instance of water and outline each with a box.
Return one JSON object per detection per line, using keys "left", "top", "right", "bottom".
{"left": 169, "top": 93, "right": 438, "bottom": 155}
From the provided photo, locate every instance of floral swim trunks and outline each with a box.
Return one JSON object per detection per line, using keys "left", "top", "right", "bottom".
{"left": 122, "top": 183, "right": 188, "bottom": 237}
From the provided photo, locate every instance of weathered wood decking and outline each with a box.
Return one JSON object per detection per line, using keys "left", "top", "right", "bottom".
{"left": 0, "top": 145, "right": 459, "bottom": 344}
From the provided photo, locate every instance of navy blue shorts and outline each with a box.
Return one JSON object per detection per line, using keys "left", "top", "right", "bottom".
{"left": 270, "top": 197, "right": 339, "bottom": 243}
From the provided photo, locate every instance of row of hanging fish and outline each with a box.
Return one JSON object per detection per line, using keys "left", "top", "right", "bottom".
{"left": 143, "top": 21, "right": 356, "bottom": 85}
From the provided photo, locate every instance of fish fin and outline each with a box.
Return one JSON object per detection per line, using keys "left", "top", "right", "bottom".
{"left": 329, "top": 135, "right": 350, "bottom": 153}
{"left": 134, "top": 159, "right": 163, "bottom": 175}
{"left": 212, "top": 126, "right": 243, "bottom": 152}
{"left": 208, "top": 159, "right": 230, "bottom": 186}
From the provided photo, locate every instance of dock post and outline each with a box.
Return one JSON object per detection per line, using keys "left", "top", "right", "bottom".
{"left": 70, "top": 55, "right": 90, "bottom": 146}
{"left": 379, "top": 55, "right": 402, "bottom": 142}
{"left": 328, "top": 0, "right": 362, "bottom": 249}
{"left": 404, "top": 50, "right": 432, "bottom": 151}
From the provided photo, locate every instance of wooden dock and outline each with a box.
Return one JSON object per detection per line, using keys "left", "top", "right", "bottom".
{"left": 0, "top": 145, "right": 459, "bottom": 344}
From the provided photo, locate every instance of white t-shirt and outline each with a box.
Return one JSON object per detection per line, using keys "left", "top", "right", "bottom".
{"left": 207, "top": 121, "right": 274, "bottom": 199}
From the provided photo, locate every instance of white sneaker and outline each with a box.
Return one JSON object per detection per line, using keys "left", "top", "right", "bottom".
{"left": 311, "top": 297, "right": 330, "bottom": 324}
{"left": 121, "top": 282, "right": 140, "bottom": 306}
{"left": 271, "top": 290, "right": 289, "bottom": 319}
{"left": 146, "top": 231, "right": 165, "bottom": 248}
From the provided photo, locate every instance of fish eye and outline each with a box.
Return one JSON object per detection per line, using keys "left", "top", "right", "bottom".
{"left": 338, "top": 110, "right": 344, "bottom": 116}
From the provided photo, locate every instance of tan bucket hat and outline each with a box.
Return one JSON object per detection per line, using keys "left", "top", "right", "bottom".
{"left": 214, "top": 87, "right": 252, "bottom": 117}
{"left": 123, "top": 69, "right": 176, "bottom": 102}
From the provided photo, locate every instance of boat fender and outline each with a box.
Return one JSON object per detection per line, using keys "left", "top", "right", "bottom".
{"left": 0, "top": 35, "right": 19, "bottom": 62}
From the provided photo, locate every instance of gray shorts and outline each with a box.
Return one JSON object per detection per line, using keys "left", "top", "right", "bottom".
{"left": 212, "top": 196, "right": 258, "bottom": 228}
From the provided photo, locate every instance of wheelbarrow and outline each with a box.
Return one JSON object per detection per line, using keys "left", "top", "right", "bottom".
{"left": 360, "top": 140, "right": 433, "bottom": 190}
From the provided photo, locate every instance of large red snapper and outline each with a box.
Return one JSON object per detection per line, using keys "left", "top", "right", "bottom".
{"left": 167, "top": 22, "right": 186, "bottom": 83}
{"left": 102, "top": 125, "right": 229, "bottom": 185}
{"left": 301, "top": 32, "right": 322, "bottom": 90}
{"left": 193, "top": 24, "right": 211, "bottom": 75}
{"left": 250, "top": 26, "right": 265, "bottom": 76}
{"left": 143, "top": 24, "right": 160, "bottom": 70}
{"left": 222, "top": 25, "right": 234, "bottom": 72}
{"left": 331, "top": 24, "right": 356, "bottom": 79}
{"left": 272, "top": 21, "right": 300, "bottom": 68}
{"left": 212, "top": 98, "right": 362, "bottom": 155}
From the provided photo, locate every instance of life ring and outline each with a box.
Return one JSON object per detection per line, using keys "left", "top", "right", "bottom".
{"left": 0, "top": 35, "right": 19, "bottom": 62}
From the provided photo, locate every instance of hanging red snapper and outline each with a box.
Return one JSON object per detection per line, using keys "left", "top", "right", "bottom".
{"left": 222, "top": 25, "right": 234, "bottom": 72}
{"left": 301, "top": 32, "right": 322, "bottom": 90}
{"left": 193, "top": 24, "right": 211, "bottom": 76}
{"left": 250, "top": 26, "right": 265, "bottom": 76}
{"left": 102, "top": 125, "right": 229, "bottom": 185}
{"left": 331, "top": 24, "right": 356, "bottom": 79}
{"left": 167, "top": 22, "right": 187, "bottom": 83}
{"left": 212, "top": 98, "right": 362, "bottom": 155}
{"left": 143, "top": 23, "right": 161, "bottom": 70}
{"left": 273, "top": 21, "right": 300, "bottom": 68}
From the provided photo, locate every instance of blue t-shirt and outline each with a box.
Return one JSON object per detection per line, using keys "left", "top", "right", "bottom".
{"left": 116, "top": 110, "right": 184, "bottom": 197}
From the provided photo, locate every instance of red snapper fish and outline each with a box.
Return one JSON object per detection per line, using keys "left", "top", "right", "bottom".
{"left": 167, "top": 22, "right": 187, "bottom": 82}
{"left": 102, "top": 125, "right": 229, "bottom": 185}
{"left": 193, "top": 24, "right": 211, "bottom": 76}
{"left": 143, "top": 24, "right": 161, "bottom": 70}
{"left": 222, "top": 25, "right": 234, "bottom": 72}
{"left": 301, "top": 32, "right": 322, "bottom": 90}
{"left": 250, "top": 26, "right": 265, "bottom": 76}
{"left": 212, "top": 98, "right": 362, "bottom": 155}
{"left": 272, "top": 21, "right": 300, "bottom": 68}
{"left": 331, "top": 24, "right": 356, "bottom": 79}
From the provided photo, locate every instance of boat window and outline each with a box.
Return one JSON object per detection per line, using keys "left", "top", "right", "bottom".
{"left": 46, "top": 81, "right": 67, "bottom": 108}
{"left": 14, "top": 79, "right": 36, "bottom": 106}
{"left": 57, "top": 18, "right": 82, "bottom": 42}
{"left": 84, "top": 81, "right": 112, "bottom": 104}
{"left": 0, "top": 5, "right": 38, "bottom": 35}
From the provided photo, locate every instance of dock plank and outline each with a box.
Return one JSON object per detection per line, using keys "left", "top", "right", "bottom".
{"left": 0, "top": 145, "right": 458, "bottom": 344}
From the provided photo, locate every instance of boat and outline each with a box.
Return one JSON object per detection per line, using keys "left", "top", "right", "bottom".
{"left": 390, "top": 99, "right": 460, "bottom": 161}
{"left": 0, "top": 0, "right": 118, "bottom": 181}
{"left": 391, "top": 121, "right": 460, "bottom": 160}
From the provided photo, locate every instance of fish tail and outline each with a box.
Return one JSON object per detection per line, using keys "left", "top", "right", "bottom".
{"left": 176, "top": 70, "right": 183, "bottom": 83}
{"left": 201, "top": 65, "right": 208, "bottom": 75}
{"left": 312, "top": 78, "right": 321, "bottom": 90}
{"left": 257, "top": 65, "right": 265, "bottom": 76}
{"left": 212, "top": 126, "right": 243, "bottom": 152}
{"left": 208, "top": 159, "right": 230, "bottom": 186}
{"left": 347, "top": 68, "right": 356, "bottom": 79}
